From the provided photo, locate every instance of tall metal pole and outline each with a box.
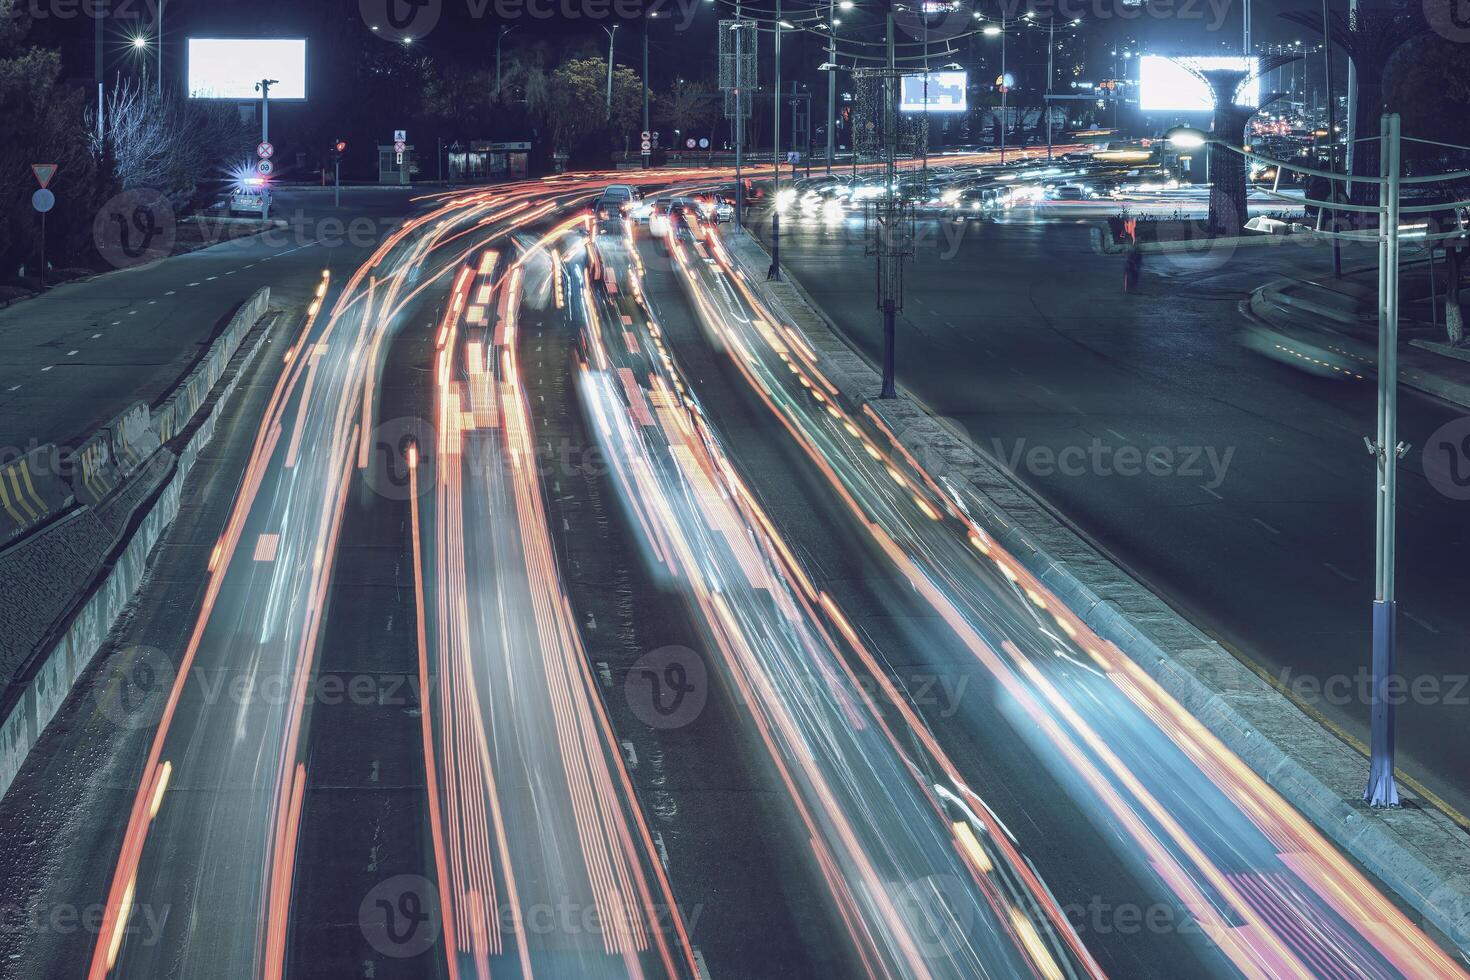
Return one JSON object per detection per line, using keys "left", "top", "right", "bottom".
{"left": 826, "top": 0, "right": 836, "bottom": 174}
{"left": 1365, "top": 111, "right": 1402, "bottom": 809}
{"left": 774, "top": 0, "right": 783, "bottom": 187}
{"left": 1345, "top": 0, "right": 1357, "bottom": 193}
{"left": 157, "top": 0, "right": 163, "bottom": 98}
{"left": 1322, "top": 5, "right": 1341, "bottom": 278}
{"left": 95, "top": 0, "right": 105, "bottom": 144}
{"left": 999, "top": 14, "right": 1007, "bottom": 165}
{"left": 879, "top": 7, "right": 898, "bottom": 400}
{"left": 643, "top": 18, "right": 650, "bottom": 169}
{"left": 1045, "top": 16, "right": 1055, "bottom": 160}
{"left": 734, "top": 9, "right": 745, "bottom": 229}
{"left": 605, "top": 26, "right": 618, "bottom": 117}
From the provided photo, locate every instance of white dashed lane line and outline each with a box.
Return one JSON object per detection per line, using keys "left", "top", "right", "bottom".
{"left": 1322, "top": 562, "right": 1357, "bottom": 582}
{"left": 187, "top": 282, "right": 200, "bottom": 287}
{"left": 1106, "top": 428, "right": 1127, "bottom": 441}
{"left": 41, "top": 366, "right": 53, "bottom": 372}
{"left": 92, "top": 333, "right": 102, "bottom": 339}
{"left": 6, "top": 385, "right": 20, "bottom": 392}
{"left": 165, "top": 290, "right": 176, "bottom": 296}
{"left": 1200, "top": 485, "right": 1223, "bottom": 500}
{"left": 67, "top": 350, "right": 78, "bottom": 357}
{"left": 1404, "top": 611, "right": 1440, "bottom": 634}
{"left": 1251, "top": 517, "right": 1281, "bottom": 536}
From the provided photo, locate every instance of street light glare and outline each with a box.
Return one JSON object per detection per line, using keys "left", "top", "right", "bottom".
{"left": 983, "top": 24, "right": 1002, "bottom": 35}
{"left": 839, "top": 0, "right": 854, "bottom": 8}
{"left": 132, "top": 35, "right": 148, "bottom": 49}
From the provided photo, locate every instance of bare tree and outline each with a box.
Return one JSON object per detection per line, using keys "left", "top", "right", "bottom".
{"left": 91, "top": 75, "right": 252, "bottom": 209}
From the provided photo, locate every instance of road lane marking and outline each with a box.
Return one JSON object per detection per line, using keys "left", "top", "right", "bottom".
{"left": 1251, "top": 517, "right": 1280, "bottom": 536}
{"left": 92, "top": 333, "right": 102, "bottom": 339}
{"left": 1404, "top": 611, "right": 1439, "bottom": 634}
{"left": 187, "top": 282, "right": 200, "bottom": 287}
{"left": 1107, "top": 428, "right": 1127, "bottom": 441}
{"left": 1200, "top": 485, "right": 1223, "bottom": 500}
{"left": 41, "top": 366, "right": 53, "bottom": 372}
{"left": 6, "top": 385, "right": 20, "bottom": 392}
{"left": 165, "top": 290, "right": 176, "bottom": 296}
{"left": 206, "top": 276, "right": 218, "bottom": 281}
{"left": 67, "top": 350, "right": 78, "bottom": 356}
{"left": 1322, "top": 562, "right": 1357, "bottom": 582}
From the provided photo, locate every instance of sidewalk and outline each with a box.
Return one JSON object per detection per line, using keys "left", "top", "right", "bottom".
{"left": 1243, "top": 262, "right": 1470, "bottom": 408}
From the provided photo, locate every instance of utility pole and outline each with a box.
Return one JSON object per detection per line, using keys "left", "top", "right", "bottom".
{"left": 1000, "top": 13, "right": 1007, "bottom": 165}
{"left": 1045, "top": 16, "right": 1055, "bottom": 160}
{"left": 1322, "top": 3, "right": 1341, "bottom": 278}
{"left": 774, "top": 0, "right": 783, "bottom": 189}
{"left": 255, "top": 79, "right": 276, "bottom": 146}
{"left": 95, "top": 0, "right": 105, "bottom": 144}
{"left": 157, "top": 0, "right": 164, "bottom": 98}
{"left": 605, "top": 26, "right": 618, "bottom": 117}
{"left": 868, "top": 6, "right": 910, "bottom": 400}
{"left": 826, "top": 0, "right": 836, "bottom": 173}
{"left": 1365, "top": 111, "right": 1404, "bottom": 810}
{"left": 496, "top": 26, "right": 516, "bottom": 99}
{"left": 643, "top": 16, "right": 651, "bottom": 168}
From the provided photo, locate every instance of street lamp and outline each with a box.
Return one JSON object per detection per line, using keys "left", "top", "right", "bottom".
{"left": 603, "top": 25, "right": 618, "bottom": 117}
{"left": 981, "top": 19, "right": 1007, "bottom": 163}
{"left": 496, "top": 25, "right": 517, "bottom": 99}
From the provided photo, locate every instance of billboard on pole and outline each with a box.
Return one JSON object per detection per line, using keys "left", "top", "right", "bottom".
{"left": 1138, "top": 55, "right": 1258, "bottom": 112}
{"left": 187, "top": 39, "right": 307, "bottom": 100}
{"left": 899, "top": 71, "right": 968, "bottom": 113}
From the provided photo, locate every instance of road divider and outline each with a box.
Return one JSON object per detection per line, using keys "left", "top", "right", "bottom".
{"left": 0, "top": 288, "right": 279, "bottom": 800}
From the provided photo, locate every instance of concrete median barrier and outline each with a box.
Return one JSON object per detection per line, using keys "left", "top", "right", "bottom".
{"left": 0, "top": 445, "right": 74, "bottom": 544}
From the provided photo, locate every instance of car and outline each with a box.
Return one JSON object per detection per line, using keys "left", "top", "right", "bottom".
{"left": 228, "top": 178, "right": 272, "bottom": 218}
{"left": 1050, "top": 184, "right": 1086, "bottom": 201}
{"left": 601, "top": 184, "right": 638, "bottom": 204}
{"left": 711, "top": 197, "right": 735, "bottom": 223}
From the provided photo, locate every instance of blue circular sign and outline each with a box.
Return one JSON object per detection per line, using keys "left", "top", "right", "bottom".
{"left": 32, "top": 188, "right": 55, "bottom": 214}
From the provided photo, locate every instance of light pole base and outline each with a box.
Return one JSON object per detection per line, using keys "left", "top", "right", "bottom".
{"left": 1364, "top": 598, "right": 1401, "bottom": 808}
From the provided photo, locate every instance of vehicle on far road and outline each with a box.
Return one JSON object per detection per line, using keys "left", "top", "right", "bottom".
{"left": 228, "top": 178, "right": 273, "bottom": 218}
{"left": 1048, "top": 184, "right": 1088, "bottom": 201}
{"left": 711, "top": 197, "right": 735, "bottom": 223}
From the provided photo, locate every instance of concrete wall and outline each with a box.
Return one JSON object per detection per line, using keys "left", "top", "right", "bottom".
{"left": 0, "top": 288, "right": 275, "bottom": 799}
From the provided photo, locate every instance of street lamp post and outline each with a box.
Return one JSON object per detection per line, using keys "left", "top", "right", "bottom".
{"left": 826, "top": 0, "right": 837, "bottom": 173}
{"left": 496, "top": 26, "right": 517, "bottom": 99}
{"left": 643, "top": 16, "right": 652, "bottom": 168}
{"left": 604, "top": 25, "right": 618, "bottom": 117}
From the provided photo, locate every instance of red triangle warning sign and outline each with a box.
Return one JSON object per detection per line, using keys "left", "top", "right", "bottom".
{"left": 31, "top": 164, "right": 58, "bottom": 189}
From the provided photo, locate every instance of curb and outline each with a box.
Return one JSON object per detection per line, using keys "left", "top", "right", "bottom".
{"left": 727, "top": 227, "right": 1470, "bottom": 955}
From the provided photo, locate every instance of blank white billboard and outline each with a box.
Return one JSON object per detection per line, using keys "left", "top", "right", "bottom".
{"left": 187, "top": 39, "right": 307, "bottom": 100}
{"left": 1138, "top": 56, "right": 1258, "bottom": 112}
{"left": 900, "top": 71, "right": 968, "bottom": 113}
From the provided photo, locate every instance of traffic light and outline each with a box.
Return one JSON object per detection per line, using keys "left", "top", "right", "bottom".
{"left": 335, "top": 140, "right": 347, "bottom": 154}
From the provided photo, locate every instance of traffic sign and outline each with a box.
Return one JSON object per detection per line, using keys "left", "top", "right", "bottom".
{"left": 396, "top": 151, "right": 405, "bottom": 165}
{"left": 31, "top": 164, "right": 58, "bottom": 189}
{"left": 698, "top": 138, "right": 710, "bottom": 149}
{"left": 640, "top": 139, "right": 652, "bottom": 153}
{"left": 394, "top": 129, "right": 407, "bottom": 142}
{"left": 394, "top": 140, "right": 406, "bottom": 153}
{"left": 685, "top": 138, "right": 696, "bottom": 149}
{"left": 32, "top": 188, "right": 55, "bottom": 213}
{"left": 641, "top": 130, "right": 651, "bottom": 141}
{"left": 256, "top": 141, "right": 274, "bottom": 160}
{"left": 257, "top": 159, "right": 274, "bottom": 176}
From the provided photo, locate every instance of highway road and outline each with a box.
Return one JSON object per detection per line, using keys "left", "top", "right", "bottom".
{"left": 0, "top": 172, "right": 1464, "bottom": 979}
{"left": 756, "top": 205, "right": 1470, "bottom": 820}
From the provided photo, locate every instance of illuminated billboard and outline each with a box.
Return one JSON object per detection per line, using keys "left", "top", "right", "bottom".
{"left": 187, "top": 39, "right": 307, "bottom": 100}
{"left": 1138, "top": 56, "right": 1258, "bottom": 112}
{"left": 900, "top": 71, "right": 968, "bottom": 113}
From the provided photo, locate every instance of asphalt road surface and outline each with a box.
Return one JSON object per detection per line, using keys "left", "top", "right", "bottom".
{"left": 0, "top": 175, "right": 1464, "bottom": 980}
{"left": 756, "top": 205, "right": 1470, "bottom": 819}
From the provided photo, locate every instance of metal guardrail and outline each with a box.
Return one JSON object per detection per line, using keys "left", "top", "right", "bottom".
{"left": 154, "top": 287, "right": 271, "bottom": 443}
